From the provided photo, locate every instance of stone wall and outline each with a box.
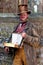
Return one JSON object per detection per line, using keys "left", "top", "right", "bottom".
{"left": 0, "top": 0, "right": 18, "bottom": 13}
{"left": 0, "top": 17, "right": 18, "bottom": 65}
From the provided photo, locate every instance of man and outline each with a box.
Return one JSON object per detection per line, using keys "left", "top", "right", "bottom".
{"left": 4, "top": 4, "right": 40, "bottom": 65}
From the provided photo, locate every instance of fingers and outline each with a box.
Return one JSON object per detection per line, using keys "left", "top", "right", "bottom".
{"left": 15, "top": 44, "right": 19, "bottom": 48}
{"left": 20, "top": 42, "right": 23, "bottom": 48}
{"left": 21, "top": 32, "right": 26, "bottom": 38}
{"left": 4, "top": 47, "right": 9, "bottom": 53}
{"left": 14, "top": 42, "right": 23, "bottom": 48}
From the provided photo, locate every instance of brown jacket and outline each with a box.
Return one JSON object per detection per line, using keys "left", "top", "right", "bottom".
{"left": 22, "top": 21, "right": 40, "bottom": 65}
{"left": 9, "top": 21, "right": 40, "bottom": 65}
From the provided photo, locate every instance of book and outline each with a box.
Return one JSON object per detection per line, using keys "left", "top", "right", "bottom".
{"left": 4, "top": 33, "right": 22, "bottom": 48}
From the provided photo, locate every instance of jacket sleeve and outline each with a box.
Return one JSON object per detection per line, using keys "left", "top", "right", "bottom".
{"left": 23, "top": 23, "right": 40, "bottom": 48}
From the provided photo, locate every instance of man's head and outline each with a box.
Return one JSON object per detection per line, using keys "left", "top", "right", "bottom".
{"left": 18, "top": 4, "right": 31, "bottom": 22}
{"left": 20, "top": 11, "right": 28, "bottom": 22}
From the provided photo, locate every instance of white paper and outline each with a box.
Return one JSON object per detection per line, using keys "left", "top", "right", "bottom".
{"left": 12, "top": 33, "right": 22, "bottom": 45}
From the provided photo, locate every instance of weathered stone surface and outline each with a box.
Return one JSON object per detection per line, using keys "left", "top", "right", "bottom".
{"left": 0, "top": 0, "right": 18, "bottom": 13}
{"left": 0, "top": 47, "right": 13, "bottom": 65}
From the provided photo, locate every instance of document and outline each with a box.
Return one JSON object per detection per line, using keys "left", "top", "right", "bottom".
{"left": 12, "top": 33, "right": 22, "bottom": 46}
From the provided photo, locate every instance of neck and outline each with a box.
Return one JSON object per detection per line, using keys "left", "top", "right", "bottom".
{"left": 20, "top": 19, "right": 28, "bottom": 23}
{"left": 20, "top": 21, "right": 27, "bottom": 24}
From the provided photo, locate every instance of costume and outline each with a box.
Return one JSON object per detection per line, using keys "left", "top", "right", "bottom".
{"left": 12, "top": 21, "right": 40, "bottom": 65}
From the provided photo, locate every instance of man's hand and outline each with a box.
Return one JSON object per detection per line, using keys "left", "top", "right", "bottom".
{"left": 15, "top": 42, "right": 23, "bottom": 48}
{"left": 15, "top": 43, "right": 19, "bottom": 48}
{"left": 20, "top": 42, "right": 23, "bottom": 48}
{"left": 4, "top": 47, "right": 9, "bottom": 53}
{"left": 21, "top": 32, "right": 26, "bottom": 38}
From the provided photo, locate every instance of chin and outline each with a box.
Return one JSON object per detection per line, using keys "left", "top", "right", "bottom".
{"left": 21, "top": 19, "right": 26, "bottom": 21}
{"left": 22, "top": 20, "right": 26, "bottom": 22}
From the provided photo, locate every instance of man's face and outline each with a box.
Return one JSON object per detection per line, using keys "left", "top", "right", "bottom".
{"left": 20, "top": 12, "right": 28, "bottom": 22}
